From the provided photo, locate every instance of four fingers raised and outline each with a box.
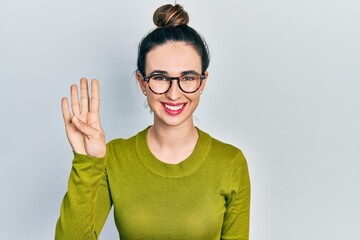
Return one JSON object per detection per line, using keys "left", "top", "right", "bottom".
{"left": 68, "top": 78, "right": 100, "bottom": 116}
{"left": 62, "top": 78, "right": 104, "bottom": 157}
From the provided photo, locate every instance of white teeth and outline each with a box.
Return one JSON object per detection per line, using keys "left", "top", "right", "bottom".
{"left": 164, "top": 103, "right": 184, "bottom": 111}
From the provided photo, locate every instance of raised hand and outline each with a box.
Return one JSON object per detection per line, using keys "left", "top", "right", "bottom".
{"left": 61, "top": 78, "right": 106, "bottom": 158}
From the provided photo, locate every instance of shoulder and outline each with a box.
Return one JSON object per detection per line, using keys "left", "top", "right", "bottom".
{"left": 199, "top": 128, "right": 246, "bottom": 164}
{"left": 199, "top": 129, "right": 249, "bottom": 183}
{"left": 105, "top": 127, "right": 148, "bottom": 156}
{"left": 199, "top": 129, "right": 250, "bottom": 189}
{"left": 107, "top": 135, "right": 135, "bottom": 150}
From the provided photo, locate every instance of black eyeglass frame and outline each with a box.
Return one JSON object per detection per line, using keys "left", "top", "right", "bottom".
{"left": 142, "top": 73, "right": 206, "bottom": 95}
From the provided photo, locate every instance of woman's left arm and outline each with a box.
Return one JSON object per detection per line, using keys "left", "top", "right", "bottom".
{"left": 221, "top": 151, "right": 251, "bottom": 240}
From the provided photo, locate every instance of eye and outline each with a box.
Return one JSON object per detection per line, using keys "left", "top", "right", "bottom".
{"left": 182, "top": 75, "right": 196, "bottom": 81}
{"left": 152, "top": 75, "right": 169, "bottom": 81}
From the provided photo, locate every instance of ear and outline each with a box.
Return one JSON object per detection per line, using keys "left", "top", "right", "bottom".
{"left": 199, "top": 71, "right": 209, "bottom": 92}
{"left": 136, "top": 71, "right": 147, "bottom": 93}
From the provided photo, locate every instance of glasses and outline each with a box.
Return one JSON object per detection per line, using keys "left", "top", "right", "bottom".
{"left": 142, "top": 72, "right": 206, "bottom": 94}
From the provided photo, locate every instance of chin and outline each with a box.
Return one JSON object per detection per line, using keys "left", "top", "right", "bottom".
{"left": 155, "top": 114, "right": 193, "bottom": 128}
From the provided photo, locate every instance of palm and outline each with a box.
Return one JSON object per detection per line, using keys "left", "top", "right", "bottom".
{"left": 61, "top": 78, "right": 106, "bottom": 158}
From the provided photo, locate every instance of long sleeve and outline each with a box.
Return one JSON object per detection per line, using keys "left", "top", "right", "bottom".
{"left": 221, "top": 151, "right": 251, "bottom": 240}
{"left": 55, "top": 152, "right": 112, "bottom": 240}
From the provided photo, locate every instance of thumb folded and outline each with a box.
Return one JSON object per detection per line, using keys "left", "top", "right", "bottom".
{"left": 72, "top": 116, "right": 97, "bottom": 137}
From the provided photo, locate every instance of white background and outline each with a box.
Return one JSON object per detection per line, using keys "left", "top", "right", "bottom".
{"left": 0, "top": 0, "right": 359, "bottom": 239}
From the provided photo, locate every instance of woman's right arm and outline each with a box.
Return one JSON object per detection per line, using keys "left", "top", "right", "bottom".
{"left": 55, "top": 79, "right": 111, "bottom": 239}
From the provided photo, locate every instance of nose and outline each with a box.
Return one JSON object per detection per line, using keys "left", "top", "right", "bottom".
{"left": 166, "top": 79, "right": 182, "bottom": 100}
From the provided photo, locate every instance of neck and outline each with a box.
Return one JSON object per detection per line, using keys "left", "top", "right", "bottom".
{"left": 147, "top": 120, "right": 199, "bottom": 164}
{"left": 149, "top": 122, "right": 198, "bottom": 147}
{"left": 150, "top": 111, "right": 199, "bottom": 143}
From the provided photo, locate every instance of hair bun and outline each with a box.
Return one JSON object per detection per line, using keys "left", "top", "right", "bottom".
{"left": 153, "top": 4, "right": 189, "bottom": 28}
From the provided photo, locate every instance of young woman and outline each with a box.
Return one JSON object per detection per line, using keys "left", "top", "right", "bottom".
{"left": 55, "top": 4, "right": 250, "bottom": 240}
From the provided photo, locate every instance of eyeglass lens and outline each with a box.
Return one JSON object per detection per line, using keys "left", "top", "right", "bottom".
{"left": 148, "top": 74, "right": 201, "bottom": 94}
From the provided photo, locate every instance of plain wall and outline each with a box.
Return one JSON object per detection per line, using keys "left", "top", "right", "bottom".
{"left": 0, "top": 0, "right": 359, "bottom": 239}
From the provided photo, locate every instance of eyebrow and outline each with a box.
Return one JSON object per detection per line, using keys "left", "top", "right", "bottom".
{"left": 148, "top": 70, "right": 201, "bottom": 76}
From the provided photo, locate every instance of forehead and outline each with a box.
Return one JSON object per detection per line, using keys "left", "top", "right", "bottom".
{"left": 145, "top": 41, "right": 202, "bottom": 75}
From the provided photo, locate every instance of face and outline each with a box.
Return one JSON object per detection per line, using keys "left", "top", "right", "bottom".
{"left": 137, "top": 41, "right": 208, "bottom": 128}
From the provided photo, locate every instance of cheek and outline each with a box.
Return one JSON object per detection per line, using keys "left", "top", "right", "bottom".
{"left": 146, "top": 93, "right": 162, "bottom": 104}
{"left": 186, "top": 93, "right": 201, "bottom": 102}
{"left": 145, "top": 96, "right": 156, "bottom": 112}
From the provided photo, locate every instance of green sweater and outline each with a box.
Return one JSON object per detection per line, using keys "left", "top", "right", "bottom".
{"left": 55, "top": 127, "right": 250, "bottom": 240}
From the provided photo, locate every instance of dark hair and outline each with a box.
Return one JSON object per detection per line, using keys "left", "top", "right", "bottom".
{"left": 137, "top": 4, "right": 210, "bottom": 76}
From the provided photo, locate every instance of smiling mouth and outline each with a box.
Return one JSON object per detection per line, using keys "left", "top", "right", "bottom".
{"left": 162, "top": 103, "right": 186, "bottom": 115}
{"left": 163, "top": 103, "right": 185, "bottom": 111}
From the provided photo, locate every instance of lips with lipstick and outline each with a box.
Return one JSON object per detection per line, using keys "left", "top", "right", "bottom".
{"left": 162, "top": 102, "right": 186, "bottom": 115}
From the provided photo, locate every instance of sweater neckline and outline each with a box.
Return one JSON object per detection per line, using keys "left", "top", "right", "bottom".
{"left": 135, "top": 126, "right": 212, "bottom": 178}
